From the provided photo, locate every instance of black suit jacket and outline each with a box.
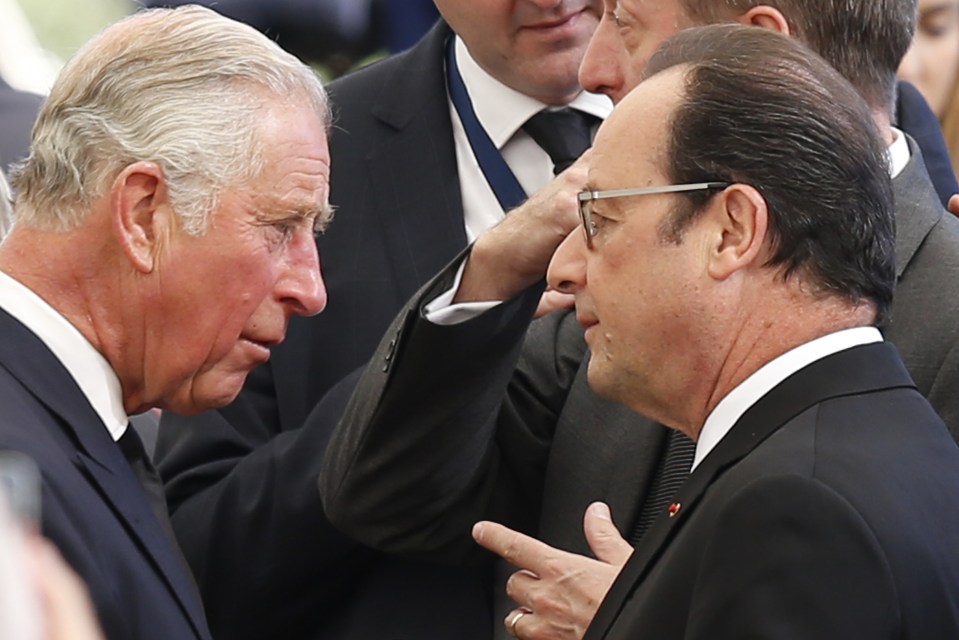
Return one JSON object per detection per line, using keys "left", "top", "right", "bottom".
{"left": 321, "top": 136, "right": 959, "bottom": 568}
{"left": 584, "top": 343, "right": 959, "bottom": 639}
{"left": 896, "top": 80, "right": 958, "bottom": 206}
{"left": 0, "top": 310, "right": 210, "bottom": 640}
{"left": 0, "top": 77, "right": 42, "bottom": 171}
{"left": 156, "top": 22, "right": 491, "bottom": 640}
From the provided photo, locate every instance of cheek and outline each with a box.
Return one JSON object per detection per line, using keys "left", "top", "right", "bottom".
{"left": 203, "top": 259, "right": 279, "bottom": 340}
{"left": 939, "top": 36, "right": 959, "bottom": 79}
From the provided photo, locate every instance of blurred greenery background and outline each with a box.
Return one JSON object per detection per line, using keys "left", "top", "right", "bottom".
{"left": 18, "top": 0, "right": 133, "bottom": 62}
{"left": 12, "top": 0, "right": 382, "bottom": 83}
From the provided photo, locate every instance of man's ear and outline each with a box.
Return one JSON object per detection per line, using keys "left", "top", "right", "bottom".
{"left": 706, "top": 184, "right": 769, "bottom": 281}
{"left": 111, "top": 161, "right": 171, "bottom": 273}
{"left": 734, "top": 5, "right": 791, "bottom": 35}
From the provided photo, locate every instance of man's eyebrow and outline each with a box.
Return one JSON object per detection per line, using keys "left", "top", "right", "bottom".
{"left": 312, "top": 203, "right": 336, "bottom": 234}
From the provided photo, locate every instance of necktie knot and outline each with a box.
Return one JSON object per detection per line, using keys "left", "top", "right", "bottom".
{"left": 523, "top": 108, "right": 598, "bottom": 175}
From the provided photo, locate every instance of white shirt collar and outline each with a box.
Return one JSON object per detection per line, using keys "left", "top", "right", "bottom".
{"left": 454, "top": 36, "right": 612, "bottom": 150}
{"left": 692, "top": 326, "right": 883, "bottom": 471}
{"left": 888, "top": 126, "right": 909, "bottom": 179}
{"left": 0, "top": 270, "right": 128, "bottom": 441}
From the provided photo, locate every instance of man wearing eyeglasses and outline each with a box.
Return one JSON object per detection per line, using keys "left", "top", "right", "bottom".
{"left": 551, "top": 25, "right": 959, "bottom": 638}
{"left": 324, "top": 19, "right": 959, "bottom": 639}
{"left": 322, "top": 1, "right": 959, "bottom": 639}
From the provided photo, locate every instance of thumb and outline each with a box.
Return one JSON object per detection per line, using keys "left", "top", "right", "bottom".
{"left": 584, "top": 502, "right": 633, "bottom": 567}
{"left": 534, "top": 289, "right": 576, "bottom": 318}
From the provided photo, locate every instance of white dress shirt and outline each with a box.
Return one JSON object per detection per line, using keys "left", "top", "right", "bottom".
{"left": 0, "top": 270, "right": 128, "bottom": 441}
{"left": 888, "top": 126, "right": 909, "bottom": 179}
{"left": 450, "top": 36, "right": 612, "bottom": 240}
{"left": 692, "top": 327, "right": 882, "bottom": 470}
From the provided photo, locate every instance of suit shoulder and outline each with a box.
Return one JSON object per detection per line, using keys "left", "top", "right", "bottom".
{"left": 327, "top": 49, "right": 422, "bottom": 106}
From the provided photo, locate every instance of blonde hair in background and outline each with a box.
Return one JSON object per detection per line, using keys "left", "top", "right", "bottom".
{"left": 10, "top": 5, "right": 330, "bottom": 235}
{"left": 942, "top": 85, "right": 959, "bottom": 180}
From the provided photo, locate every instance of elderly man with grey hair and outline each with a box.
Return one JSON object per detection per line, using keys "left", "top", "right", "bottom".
{"left": 0, "top": 6, "right": 330, "bottom": 640}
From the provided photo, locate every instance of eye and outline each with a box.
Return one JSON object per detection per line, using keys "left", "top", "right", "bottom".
{"left": 262, "top": 220, "right": 298, "bottom": 251}
{"left": 611, "top": 8, "right": 627, "bottom": 28}
{"left": 586, "top": 215, "right": 599, "bottom": 238}
{"left": 919, "top": 7, "right": 959, "bottom": 37}
{"left": 273, "top": 221, "right": 296, "bottom": 241}
{"left": 588, "top": 208, "right": 616, "bottom": 244}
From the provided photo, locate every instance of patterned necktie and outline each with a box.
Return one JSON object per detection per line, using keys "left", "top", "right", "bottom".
{"left": 629, "top": 429, "right": 697, "bottom": 544}
{"left": 522, "top": 108, "right": 599, "bottom": 175}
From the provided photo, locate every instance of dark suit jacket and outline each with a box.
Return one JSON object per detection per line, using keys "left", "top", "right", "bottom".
{"left": 583, "top": 342, "right": 959, "bottom": 639}
{"left": 0, "top": 310, "right": 210, "bottom": 640}
{"left": 321, "top": 136, "right": 959, "bottom": 566}
{"left": 156, "top": 21, "right": 491, "bottom": 640}
{"left": 0, "top": 77, "right": 42, "bottom": 171}
{"left": 896, "top": 80, "right": 958, "bottom": 206}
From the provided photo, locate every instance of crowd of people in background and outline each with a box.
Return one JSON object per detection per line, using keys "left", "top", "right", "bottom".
{"left": 1, "top": 2, "right": 959, "bottom": 640}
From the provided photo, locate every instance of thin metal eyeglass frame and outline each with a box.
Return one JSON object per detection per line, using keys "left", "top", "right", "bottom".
{"left": 578, "top": 182, "right": 729, "bottom": 247}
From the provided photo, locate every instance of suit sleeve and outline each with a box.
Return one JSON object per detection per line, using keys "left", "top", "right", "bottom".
{"left": 685, "top": 474, "right": 901, "bottom": 639}
{"left": 320, "top": 262, "right": 587, "bottom": 564}
{"left": 156, "top": 363, "right": 375, "bottom": 639}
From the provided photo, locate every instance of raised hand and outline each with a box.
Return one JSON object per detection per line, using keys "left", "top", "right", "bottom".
{"left": 455, "top": 152, "right": 591, "bottom": 305}
{"left": 473, "top": 502, "right": 632, "bottom": 639}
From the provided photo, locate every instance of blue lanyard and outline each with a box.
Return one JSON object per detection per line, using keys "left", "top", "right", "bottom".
{"left": 445, "top": 39, "right": 528, "bottom": 212}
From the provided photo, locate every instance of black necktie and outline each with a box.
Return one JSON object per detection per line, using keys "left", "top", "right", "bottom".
{"left": 629, "top": 429, "right": 696, "bottom": 544}
{"left": 117, "top": 424, "right": 205, "bottom": 606}
{"left": 117, "top": 425, "right": 176, "bottom": 539}
{"left": 522, "top": 108, "right": 599, "bottom": 175}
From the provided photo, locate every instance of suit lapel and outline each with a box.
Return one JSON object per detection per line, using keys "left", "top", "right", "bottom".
{"left": 892, "top": 135, "right": 944, "bottom": 279}
{"left": 365, "top": 21, "right": 468, "bottom": 291}
{"left": 586, "top": 342, "right": 915, "bottom": 639}
{"left": 0, "top": 310, "right": 210, "bottom": 640}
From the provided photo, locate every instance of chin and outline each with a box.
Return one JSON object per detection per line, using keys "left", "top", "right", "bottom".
{"left": 585, "top": 361, "right": 613, "bottom": 399}
{"left": 167, "top": 377, "right": 246, "bottom": 416}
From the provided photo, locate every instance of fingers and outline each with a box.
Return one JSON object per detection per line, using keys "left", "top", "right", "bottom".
{"left": 505, "top": 607, "right": 532, "bottom": 638}
{"left": 949, "top": 194, "right": 959, "bottom": 218}
{"left": 28, "top": 537, "right": 105, "bottom": 640}
{"left": 473, "top": 521, "right": 556, "bottom": 574}
{"left": 534, "top": 289, "right": 576, "bottom": 318}
{"left": 583, "top": 502, "right": 634, "bottom": 567}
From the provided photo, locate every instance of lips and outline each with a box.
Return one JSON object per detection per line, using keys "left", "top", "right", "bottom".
{"left": 238, "top": 334, "right": 282, "bottom": 364}
{"left": 576, "top": 312, "right": 598, "bottom": 331}
{"left": 523, "top": 8, "right": 586, "bottom": 33}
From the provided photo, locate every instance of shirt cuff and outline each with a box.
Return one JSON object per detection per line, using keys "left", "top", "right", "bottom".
{"left": 424, "top": 259, "right": 503, "bottom": 325}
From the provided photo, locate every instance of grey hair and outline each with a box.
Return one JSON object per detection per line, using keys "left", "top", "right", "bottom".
{"left": 0, "top": 169, "right": 11, "bottom": 239}
{"left": 10, "top": 5, "right": 330, "bottom": 234}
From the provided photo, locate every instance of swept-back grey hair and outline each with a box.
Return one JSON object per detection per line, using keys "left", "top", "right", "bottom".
{"left": 0, "top": 169, "right": 11, "bottom": 239}
{"left": 11, "top": 5, "right": 330, "bottom": 234}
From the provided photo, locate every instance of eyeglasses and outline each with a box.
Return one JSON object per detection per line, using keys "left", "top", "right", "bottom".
{"left": 578, "top": 182, "right": 729, "bottom": 247}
